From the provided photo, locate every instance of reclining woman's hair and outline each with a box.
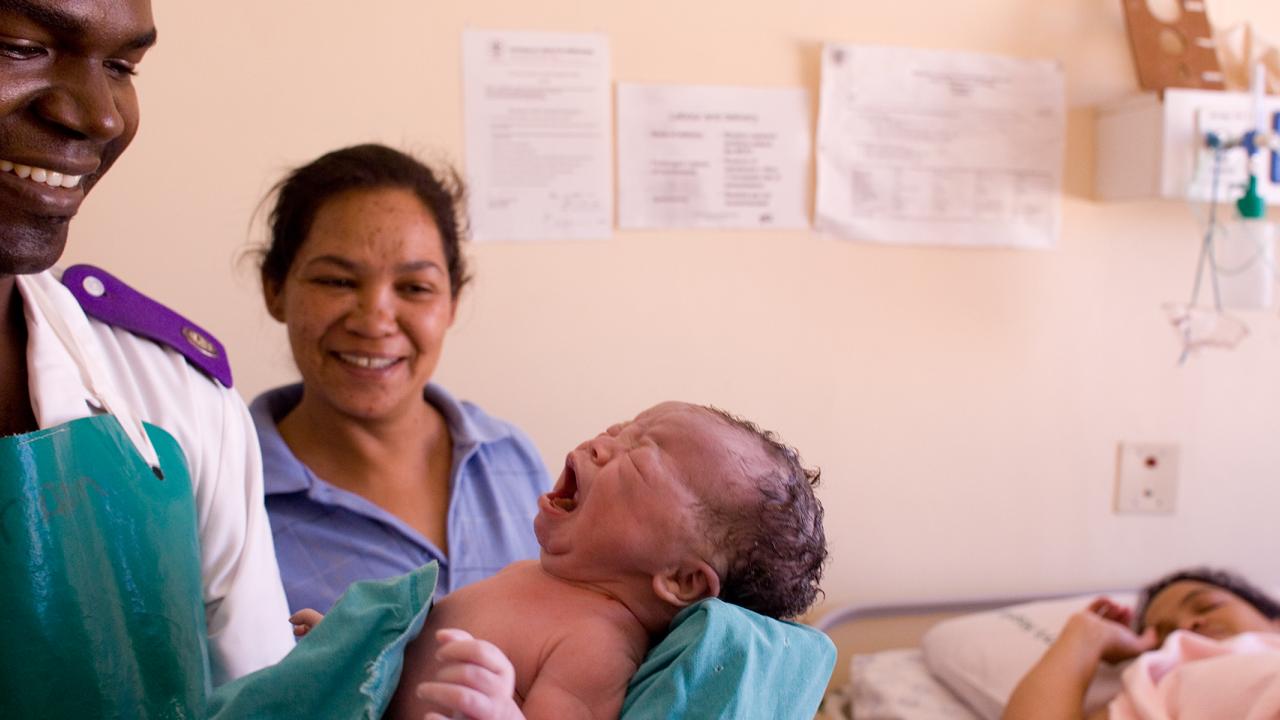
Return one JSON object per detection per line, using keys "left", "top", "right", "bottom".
{"left": 1134, "top": 566, "right": 1280, "bottom": 631}
{"left": 698, "top": 407, "right": 827, "bottom": 620}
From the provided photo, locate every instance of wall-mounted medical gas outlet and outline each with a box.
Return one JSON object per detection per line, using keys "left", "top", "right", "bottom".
{"left": 1096, "top": 88, "right": 1280, "bottom": 204}
{"left": 1114, "top": 443, "right": 1179, "bottom": 515}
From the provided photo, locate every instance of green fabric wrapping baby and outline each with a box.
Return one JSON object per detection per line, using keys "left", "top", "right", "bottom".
{"left": 208, "top": 563, "right": 835, "bottom": 719}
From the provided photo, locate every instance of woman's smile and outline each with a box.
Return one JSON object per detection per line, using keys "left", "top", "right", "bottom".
{"left": 266, "top": 187, "right": 456, "bottom": 422}
{"left": 333, "top": 352, "right": 404, "bottom": 371}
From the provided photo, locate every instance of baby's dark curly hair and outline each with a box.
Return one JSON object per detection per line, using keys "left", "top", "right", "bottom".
{"left": 1134, "top": 566, "right": 1280, "bottom": 632}
{"left": 695, "top": 406, "right": 827, "bottom": 620}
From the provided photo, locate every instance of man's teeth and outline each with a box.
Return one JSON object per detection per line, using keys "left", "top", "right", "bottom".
{"left": 337, "top": 353, "right": 397, "bottom": 369}
{"left": 0, "top": 160, "right": 83, "bottom": 188}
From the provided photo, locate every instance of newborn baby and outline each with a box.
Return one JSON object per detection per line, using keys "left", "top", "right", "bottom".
{"left": 382, "top": 401, "right": 826, "bottom": 719}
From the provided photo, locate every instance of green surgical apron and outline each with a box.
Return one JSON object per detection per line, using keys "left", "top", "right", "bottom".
{"left": 0, "top": 414, "right": 210, "bottom": 719}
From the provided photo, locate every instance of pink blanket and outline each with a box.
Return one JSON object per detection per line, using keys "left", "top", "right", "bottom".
{"left": 1108, "top": 631, "right": 1280, "bottom": 719}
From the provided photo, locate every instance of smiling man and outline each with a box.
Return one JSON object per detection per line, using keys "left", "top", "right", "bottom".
{"left": 0, "top": 1, "right": 293, "bottom": 716}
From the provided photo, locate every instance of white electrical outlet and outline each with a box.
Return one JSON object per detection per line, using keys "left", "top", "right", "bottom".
{"left": 1114, "top": 443, "right": 1179, "bottom": 515}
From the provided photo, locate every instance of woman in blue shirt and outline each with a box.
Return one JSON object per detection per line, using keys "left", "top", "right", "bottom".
{"left": 251, "top": 144, "right": 550, "bottom": 613}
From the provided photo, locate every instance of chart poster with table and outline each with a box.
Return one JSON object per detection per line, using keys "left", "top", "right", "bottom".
{"left": 463, "top": 30, "right": 613, "bottom": 242}
{"left": 815, "top": 45, "right": 1065, "bottom": 248}
{"left": 616, "top": 84, "right": 811, "bottom": 230}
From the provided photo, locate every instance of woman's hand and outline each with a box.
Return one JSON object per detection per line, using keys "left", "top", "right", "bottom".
{"left": 1003, "top": 596, "right": 1157, "bottom": 720}
{"left": 289, "top": 608, "right": 324, "bottom": 638}
{"left": 1088, "top": 596, "right": 1132, "bottom": 626}
{"left": 416, "top": 628, "right": 523, "bottom": 720}
{"left": 1069, "top": 598, "right": 1158, "bottom": 665}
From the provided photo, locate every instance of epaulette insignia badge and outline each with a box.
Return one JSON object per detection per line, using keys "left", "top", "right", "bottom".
{"left": 61, "top": 264, "right": 234, "bottom": 388}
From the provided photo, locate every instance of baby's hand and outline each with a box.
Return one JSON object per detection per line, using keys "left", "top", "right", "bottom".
{"left": 289, "top": 608, "right": 324, "bottom": 638}
{"left": 416, "top": 628, "right": 521, "bottom": 720}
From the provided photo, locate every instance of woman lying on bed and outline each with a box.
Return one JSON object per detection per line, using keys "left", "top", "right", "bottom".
{"left": 1003, "top": 567, "right": 1280, "bottom": 720}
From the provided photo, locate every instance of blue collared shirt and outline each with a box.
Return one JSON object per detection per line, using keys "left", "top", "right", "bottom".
{"left": 251, "top": 383, "right": 551, "bottom": 614}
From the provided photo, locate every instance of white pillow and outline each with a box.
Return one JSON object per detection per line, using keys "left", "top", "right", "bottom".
{"left": 920, "top": 594, "right": 1135, "bottom": 720}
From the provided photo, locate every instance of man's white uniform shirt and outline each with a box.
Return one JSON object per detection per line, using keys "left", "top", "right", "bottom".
{"left": 16, "top": 270, "right": 294, "bottom": 684}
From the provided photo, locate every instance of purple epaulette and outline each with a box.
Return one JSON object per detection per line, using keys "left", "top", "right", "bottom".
{"left": 61, "top": 264, "right": 234, "bottom": 388}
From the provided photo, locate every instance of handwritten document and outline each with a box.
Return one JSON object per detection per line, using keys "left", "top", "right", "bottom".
{"left": 616, "top": 84, "right": 811, "bottom": 229}
{"left": 463, "top": 30, "right": 612, "bottom": 242}
{"left": 815, "top": 45, "right": 1065, "bottom": 248}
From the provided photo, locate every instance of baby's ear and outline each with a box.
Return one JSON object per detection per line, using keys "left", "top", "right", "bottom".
{"left": 652, "top": 560, "right": 721, "bottom": 609}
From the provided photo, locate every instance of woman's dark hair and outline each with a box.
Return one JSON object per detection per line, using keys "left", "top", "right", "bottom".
{"left": 260, "top": 144, "right": 471, "bottom": 297}
{"left": 1135, "top": 566, "right": 1280, "bottom": 631}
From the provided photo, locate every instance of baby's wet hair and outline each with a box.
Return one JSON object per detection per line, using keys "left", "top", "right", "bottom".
{"left": 696, "top": 406, "right": 827, "bottom": 620}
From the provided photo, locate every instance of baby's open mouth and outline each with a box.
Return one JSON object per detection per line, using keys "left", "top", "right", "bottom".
{"left": 548, "top": 461, "right": 579, "bottom": 512}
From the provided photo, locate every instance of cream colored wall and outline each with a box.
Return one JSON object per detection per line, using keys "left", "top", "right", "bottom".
{"left": 64, "top": 0, "right": 1280, "bottom": 612}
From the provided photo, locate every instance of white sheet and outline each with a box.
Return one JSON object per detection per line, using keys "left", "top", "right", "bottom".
{"left": 820, "top": 648, "right": 979, "bottom": 720}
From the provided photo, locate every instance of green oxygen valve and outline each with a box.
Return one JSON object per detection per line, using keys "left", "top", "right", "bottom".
{"left": 1237, "top": 174, "right": 1265, "bottom": 219}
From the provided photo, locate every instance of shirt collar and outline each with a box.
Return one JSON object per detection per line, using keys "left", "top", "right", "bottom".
{"left": 18, "top": 270, "right": 104, "bottom": 429}
{"left": 250, "top": 384, "right": 312, "bottom": 495}
{"left": 251, "top": 382, "right": 515, "bottom": 496}
{"left": 423, "top": 383, "right": 511, "bottom": 447}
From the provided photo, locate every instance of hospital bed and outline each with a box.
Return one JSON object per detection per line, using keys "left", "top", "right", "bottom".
{"left": 813, "top": 590, "right": 1135, "bottom": 720}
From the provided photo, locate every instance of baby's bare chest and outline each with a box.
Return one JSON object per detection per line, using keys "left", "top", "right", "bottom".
{"left": 415, "top": 565, "right": 639, "bottom": 698}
